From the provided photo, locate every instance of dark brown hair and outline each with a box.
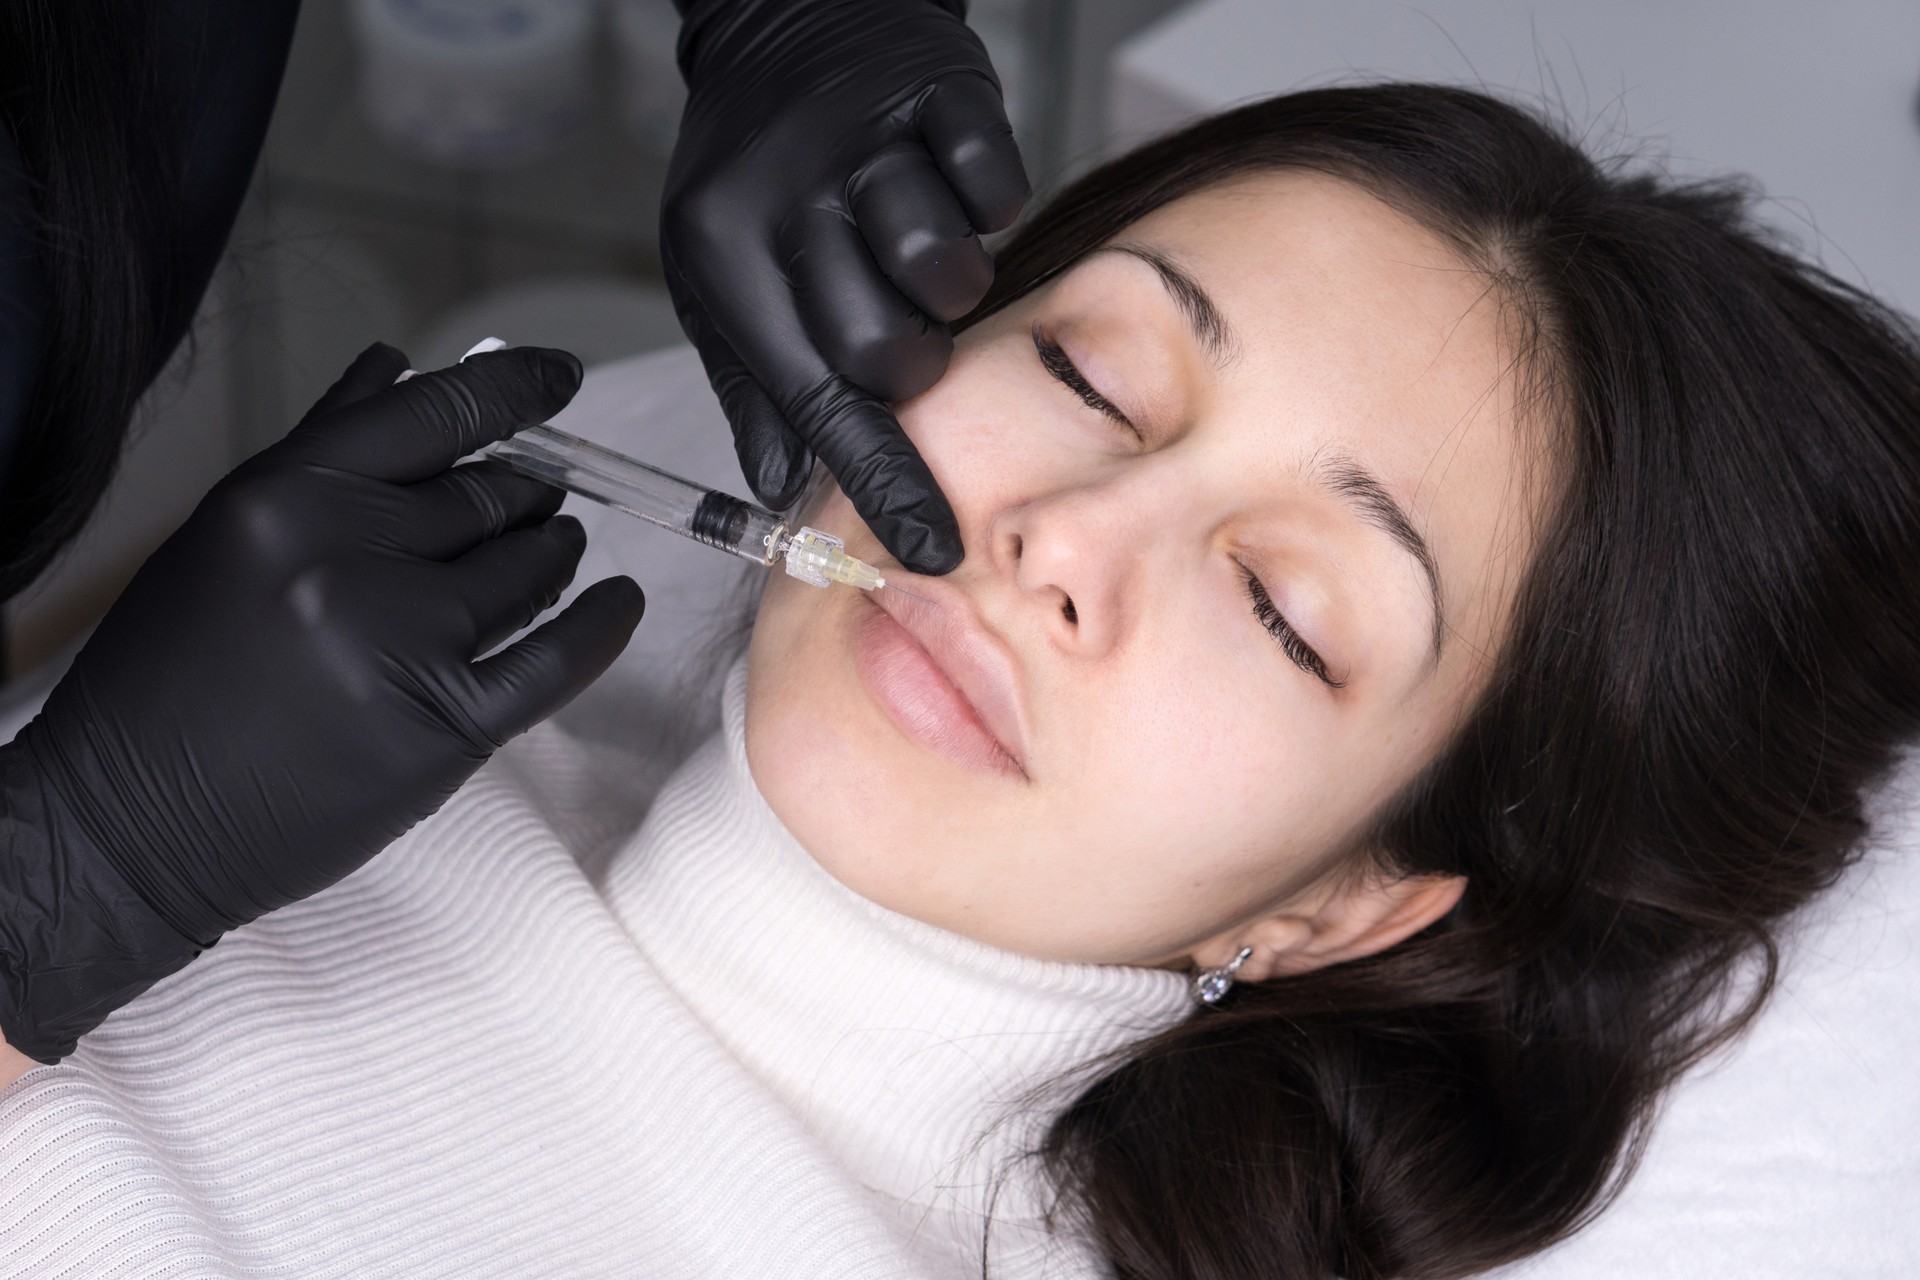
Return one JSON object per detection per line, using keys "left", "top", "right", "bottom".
{"left": 961, "top": 84, "right": 1920, "bottom": 1278}
{"left": 0, "top": 0, "right": 167, "bottom": 604}
{"left": 0, "top": 0, "right": 293, "bottom": 617}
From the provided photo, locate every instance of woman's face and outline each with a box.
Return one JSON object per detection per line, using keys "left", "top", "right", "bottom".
{"left": 747, "top": 172, "right": 1543, "bottom": 969}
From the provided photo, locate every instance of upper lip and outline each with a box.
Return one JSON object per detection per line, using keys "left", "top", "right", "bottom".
{"left": 869, "top": 576, "right": 1031, "bottom": 774}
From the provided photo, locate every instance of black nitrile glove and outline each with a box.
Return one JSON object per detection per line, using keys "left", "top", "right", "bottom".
{"left": 0, "top": 343, "right": 645, "bottom": 1062}
{"left": 663, "top": 0, "right": 1029, "bottom": 575}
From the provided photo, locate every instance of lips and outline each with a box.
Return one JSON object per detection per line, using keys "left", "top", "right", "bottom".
{"left": 854, "top": 581, "right": 1030, "bottom": 779}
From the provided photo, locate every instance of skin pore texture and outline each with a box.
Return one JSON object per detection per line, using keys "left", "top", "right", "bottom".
{"left": 748, "top": 171, "right": 1551, "bottom": 980}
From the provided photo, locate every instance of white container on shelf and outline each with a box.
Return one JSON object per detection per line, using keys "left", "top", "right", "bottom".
{"left": 350, "top": 0, "right": 596, "bottom": 169}
{"left": 612, "top": 0, "right": 687, "bottom": 152}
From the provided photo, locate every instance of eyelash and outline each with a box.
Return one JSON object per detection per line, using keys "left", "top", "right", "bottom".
{"left": 1031, "top": 323, "right": 1342, "bottom": 690}
{"left": 1242, "top": 568, "right": 1344, "bottom": 688}
{"left": 1032, "top": 327, "right": 1135, "bottom": 430}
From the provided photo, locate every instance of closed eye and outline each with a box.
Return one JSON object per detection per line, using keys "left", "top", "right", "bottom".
{"left": 1031, "top": 325, "right": 1339, "bottom": 689}
{"left": 1032, "top": 326, "right": 1138, "bottom": 435}
{"left": 1240, "top": 565, "right": 1345, "bottom": 689}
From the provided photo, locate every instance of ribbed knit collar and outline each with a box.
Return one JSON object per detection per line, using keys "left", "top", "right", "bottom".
{"left": 601, "top": 659, "right": 1192, "bottom": 1233}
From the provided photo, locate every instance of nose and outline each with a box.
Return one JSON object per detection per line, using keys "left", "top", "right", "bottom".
{"left": 987, "top": 480, "right": 1140, "bottom": 658}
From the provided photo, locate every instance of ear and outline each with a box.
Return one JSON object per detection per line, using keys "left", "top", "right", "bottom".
{"left": 1193, "top": 873, "right": 1466, "bottom": 984}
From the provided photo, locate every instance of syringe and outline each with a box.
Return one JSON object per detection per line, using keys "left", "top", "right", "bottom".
{"left": 448, "top": 335, "right": 893, "bottom": 592}
{"left": 486, "top": 422, "right": 892, "bottom": 592}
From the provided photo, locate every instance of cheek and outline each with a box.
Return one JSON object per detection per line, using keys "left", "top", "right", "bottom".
{"left": 1045, "top": 640, "right": 1347, "bottom": 915}
{"left": 893, "top": 343, "right": 1072, "bottom": 512}
{"left": 745, "top": 531, "right": 876, "bottom": 798}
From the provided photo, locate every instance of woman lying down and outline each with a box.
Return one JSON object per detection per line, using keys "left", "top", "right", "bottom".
{"left": 6, "top": 83, "right": 1920, "bottom": 1280}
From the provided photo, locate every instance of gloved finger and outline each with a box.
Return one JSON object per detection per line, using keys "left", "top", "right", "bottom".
{"left": 291, "top": 346, "right": 584, "bottom": 484}
{"left": 668, "top": 227, "right": 957, "bottom": 565}
{"left": 791, "top": 381, "right": 962, "bottom": 574}
{"left": 725, "top": 366, "right": 814, "bottom": 512}
{"left": 464, "top": 575, "right": 647, "bottom": 745}
{"left": 788, "top": 205, "right": 952, "bottom": 403}
{"left": 849, "top": 143, "right": 995, "bottom": 323}
{"left": 445, "top": 515, "right": 589, "bottom": 654}
{"left": 294, "top": 341, "right": 413, "bottom": 430}
{"left": 917, "top": 73, "right": 1030, "bottom": 234}
{"left": 676, "top": 300, "right": 814, "bottom": 508}
{"left": 398, "top": 459, "right": 567, "bottom": 561}
{"left": 663, "top": 239, "right": 816, "bottom": 508}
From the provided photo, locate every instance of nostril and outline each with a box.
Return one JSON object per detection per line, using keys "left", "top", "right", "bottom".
{"left": 1061, "top": 597, "right": 1078, "bottom": 625}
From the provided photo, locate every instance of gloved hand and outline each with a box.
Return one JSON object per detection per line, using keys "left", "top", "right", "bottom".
{"left": 662, "top": 0, "right": 1029, "bottom": 575}
{"left": 0, "top": 342, "right": 644, "bottom": 1061}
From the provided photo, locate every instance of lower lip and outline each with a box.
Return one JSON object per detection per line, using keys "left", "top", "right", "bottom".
{"left": 853, "top": 607, "right": 1021, "bottom": 778}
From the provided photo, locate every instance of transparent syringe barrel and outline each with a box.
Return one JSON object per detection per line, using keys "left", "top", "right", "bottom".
{"left": 489, "top": 424, "right": 785, "bottom": 565}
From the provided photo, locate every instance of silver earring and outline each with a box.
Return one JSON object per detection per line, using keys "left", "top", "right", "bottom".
{"left": 1191, "top": 946, "right": 1254, "bottom": 1006}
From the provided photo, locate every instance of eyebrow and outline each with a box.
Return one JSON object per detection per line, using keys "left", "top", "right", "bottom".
{"left": 1099, "top": 244, "right": 1236, "bottom": 363}
{"left": 1314, "top": 451, "right": 1447, "bottom": 665}
{"left": 1092, "top": 244, "right": 1443, "bottom": 665}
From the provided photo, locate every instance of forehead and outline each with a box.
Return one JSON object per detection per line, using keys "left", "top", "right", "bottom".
{"left": 1123, "top": 171, "right": 1510, "bottom": 412}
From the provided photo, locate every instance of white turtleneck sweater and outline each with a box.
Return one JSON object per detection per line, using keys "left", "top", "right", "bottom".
{"left": 0, "top": 661, "right": 1193, "bottom": 1279}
